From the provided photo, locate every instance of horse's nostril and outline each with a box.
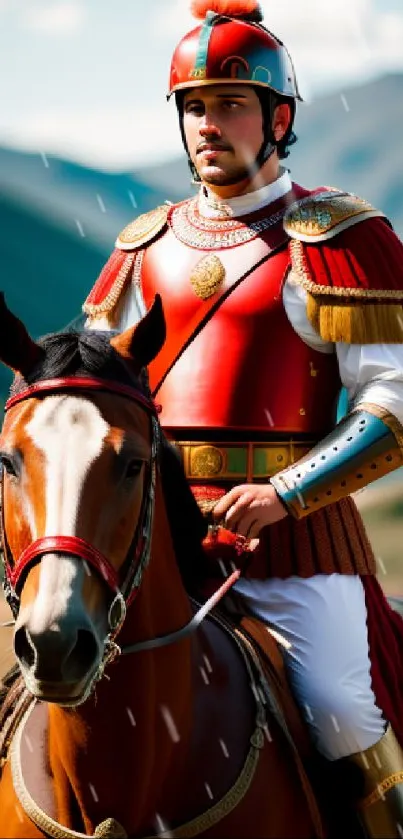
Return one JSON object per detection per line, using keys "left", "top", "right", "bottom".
{"left": 66, "top": 629, "right": 99, "bottom": 679}
{"left": 15, "top": 623, "right": 100, "bottom": 683}
{"left": 14, "top": 626, "right": 35, "bottom": 669}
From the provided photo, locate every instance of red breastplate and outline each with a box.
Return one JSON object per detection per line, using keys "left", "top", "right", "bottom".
{"left": 142, "top": 199, "right": 340, "bottom": 436}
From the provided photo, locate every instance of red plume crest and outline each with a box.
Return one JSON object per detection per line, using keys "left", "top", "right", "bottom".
{"left": 190, "top": 0, "right": 263, "bottom": 21}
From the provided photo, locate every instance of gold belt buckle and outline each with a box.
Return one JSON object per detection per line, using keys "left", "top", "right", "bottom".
{"left": 189, "top": 445, "right": 225, "bottom": 478}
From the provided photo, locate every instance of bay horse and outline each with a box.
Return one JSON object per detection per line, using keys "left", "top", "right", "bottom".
{"left": 0, "top": 293, "right": 328, "bottom": 838}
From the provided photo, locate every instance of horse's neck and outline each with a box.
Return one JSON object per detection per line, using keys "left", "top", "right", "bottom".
{"left": 48, "top": 481, "right": 196, "bottom": 836}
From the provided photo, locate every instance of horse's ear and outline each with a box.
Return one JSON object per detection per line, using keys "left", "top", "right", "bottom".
{"left": 110, "top": 295, "right": 166, "bottom": 369}
{"left": 0, "top": 293, "right": 45, "bottom": 376}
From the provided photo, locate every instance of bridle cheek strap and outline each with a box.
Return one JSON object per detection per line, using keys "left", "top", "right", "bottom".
{"left": 10, "top": 536, "right": 120, "bottom": 594}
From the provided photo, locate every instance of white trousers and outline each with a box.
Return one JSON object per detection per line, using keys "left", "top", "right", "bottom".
{"left": 233, "top": 574, "right": 385, "bottom": 760}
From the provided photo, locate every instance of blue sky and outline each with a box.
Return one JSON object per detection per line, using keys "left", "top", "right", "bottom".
{"left": 1, "top": 0, "right": 403, "bottom": 170}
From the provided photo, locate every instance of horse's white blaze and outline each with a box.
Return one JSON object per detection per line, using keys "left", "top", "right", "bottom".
{"left": 27, "top": 395, "right": 109, "bottom": 535}
{"left": 27, "top": 555, "right": 82, "bottom": 635}
{"left": 25, "top": 395, "right": 109, "bottom": 627}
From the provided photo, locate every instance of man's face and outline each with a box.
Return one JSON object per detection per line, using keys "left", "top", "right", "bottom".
{"left": 183, "top": 85, "right": 264, "bottom": 186}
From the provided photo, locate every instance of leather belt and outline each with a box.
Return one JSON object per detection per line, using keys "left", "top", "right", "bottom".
{"left": 174, "top": 440, "right": 316, "bottom": 481}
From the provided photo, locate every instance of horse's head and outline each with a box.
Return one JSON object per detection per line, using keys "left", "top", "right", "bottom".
{"left": 0, "top": 294, "right": 166, "bottom": 705}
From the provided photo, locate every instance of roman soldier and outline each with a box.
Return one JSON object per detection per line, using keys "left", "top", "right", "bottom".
{"left": 83, "top": 1, "right": 403, "bottom": 834}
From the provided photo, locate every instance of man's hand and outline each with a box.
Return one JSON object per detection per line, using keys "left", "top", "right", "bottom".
{"left": 213, "top": 483, "right": 288, "bottom": 539}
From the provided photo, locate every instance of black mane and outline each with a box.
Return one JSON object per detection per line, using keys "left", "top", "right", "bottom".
{"left": 10, "top": 328, "right": 207, "bottom": 591}
{"left": 10, "top": 329, "right": 149, "bottom": 397}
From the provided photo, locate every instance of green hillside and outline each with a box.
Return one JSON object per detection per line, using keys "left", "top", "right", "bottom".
{"left": 0, "top": 194, "right": 107, "bottom": 405}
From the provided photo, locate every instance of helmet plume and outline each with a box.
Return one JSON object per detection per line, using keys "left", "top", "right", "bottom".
{"left": 190, "top": 0, "right": 263, "bottom": 22}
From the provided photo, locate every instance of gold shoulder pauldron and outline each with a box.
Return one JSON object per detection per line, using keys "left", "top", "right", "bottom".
{"left": 116, "top": 205, "right": 169, "bottom": 251}
{"left": 284, "top": 190, "right": 385, "bottom": 242}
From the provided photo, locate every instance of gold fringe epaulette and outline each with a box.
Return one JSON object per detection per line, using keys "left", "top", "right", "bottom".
{"left": 115, "top": 204, "right": 170, "bottom": 251}
{"left": 306, "top": 293, "right": 403, "bottom": 344}
{"left": 288, "top": 200, "right": 403, "bottom": 344}
{"left": 284, "top": 189, "right": 385, "bottom": 242}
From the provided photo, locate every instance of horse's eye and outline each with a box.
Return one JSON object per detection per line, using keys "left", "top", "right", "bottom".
{"left": 125, "top": 460, "right": 143, "bottom": 481}
{"left": 0, "top": 455, "right": 18, "bottom": 478}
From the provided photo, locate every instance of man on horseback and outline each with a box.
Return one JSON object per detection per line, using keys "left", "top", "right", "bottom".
{"left": 83, "top": 1, "right": 403, "bottom": 835}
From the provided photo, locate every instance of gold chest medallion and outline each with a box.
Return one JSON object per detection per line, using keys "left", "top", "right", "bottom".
{"left": 171, "top": 197, "right": 286, "bottom": 300}
{"left": 189, "top": 254, "right": 226, "bottom": 300}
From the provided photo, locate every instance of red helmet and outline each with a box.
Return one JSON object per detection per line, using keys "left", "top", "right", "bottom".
{"left": 168, "top": 0, "right": 302, "bottom": 101}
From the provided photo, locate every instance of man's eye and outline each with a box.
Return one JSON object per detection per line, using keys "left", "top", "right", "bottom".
{"left": 186, "top": 104, "right": 203, "bottom": 115}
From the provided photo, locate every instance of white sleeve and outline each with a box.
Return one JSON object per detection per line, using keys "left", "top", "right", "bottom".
{"left": 336, "top": 343, "right": 403, "bottom": 424}
{"left": 283, "top": 271, "right": 403, "bottom": 425}
{"left": 85, "top": 269, "right": 147, "bottom": 332}
{"left": 113, "top": 281, "right": 146, "bottom": 332}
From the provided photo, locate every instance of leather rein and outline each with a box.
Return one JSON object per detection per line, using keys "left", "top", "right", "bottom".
{"left": 0, "top": 375, "right": 239, "bottom": 678}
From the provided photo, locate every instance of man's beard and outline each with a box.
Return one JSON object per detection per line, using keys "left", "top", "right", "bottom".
{"left": 197, "top": 159, "right": 260, "bottom": 186}
{"left": 197, "top": 160, "right": 258, "bottom": 187}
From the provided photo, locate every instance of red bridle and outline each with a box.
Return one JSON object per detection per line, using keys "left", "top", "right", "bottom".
{"left": 1, "top": 373, "right": 243, "bottom": 670}
{"left": 1, "top": 376, "right": 159, "bottom": 626}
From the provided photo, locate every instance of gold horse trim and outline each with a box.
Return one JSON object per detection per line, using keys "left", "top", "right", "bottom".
{"left": 10, "top": 701, "right": 127, "bottom": 838}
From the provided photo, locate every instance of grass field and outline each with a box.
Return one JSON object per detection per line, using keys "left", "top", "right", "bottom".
{"left": 356, "top": 482, "right": 403, "bottom": 595}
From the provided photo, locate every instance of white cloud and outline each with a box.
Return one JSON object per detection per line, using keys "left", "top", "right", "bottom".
{"left": 371, "top": 12, "right": 403, "bottom": 68}
{"left": 154, "top": 0, "right": 196, "bottom": 38}
{"left": 0, "top": 102, "right": 184, "bottom": 170}
{"left": 24, "top": 2, "right": 86, "bottom": 35}
{"left": 259, "top": 0, "right": 403, "bottom": 97}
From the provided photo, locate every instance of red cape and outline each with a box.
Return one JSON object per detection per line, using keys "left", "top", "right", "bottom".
{"left": 293, "top": 215, "right": 403, "bottom": 298}
{"left": 363, "top": 576, "right": 403, "bottom": 747}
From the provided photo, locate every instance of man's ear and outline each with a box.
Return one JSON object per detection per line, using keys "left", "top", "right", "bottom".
{"left": 272, "top": 103, "right": 292, "bottom": 142}
{"left": 110, "top": 295, "right": 166, "bottom": 371}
